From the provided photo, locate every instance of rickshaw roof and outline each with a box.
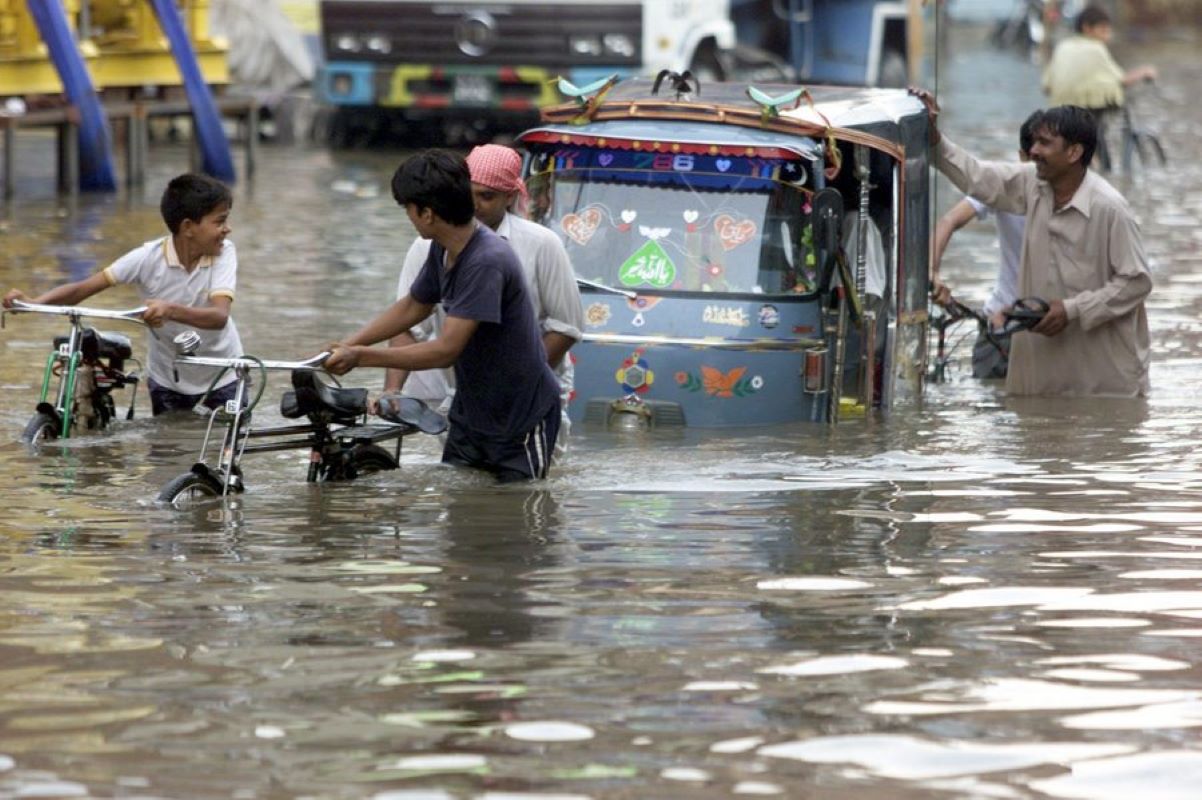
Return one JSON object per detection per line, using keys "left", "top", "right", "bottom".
{"left": 517, "top": 119, "right": 821, "bottom": 160}
{"left": 532, "top": 77, "right": 927, "bottom": 150}
{"left": 608, "top": 78, "right": 925, "bottom": 128}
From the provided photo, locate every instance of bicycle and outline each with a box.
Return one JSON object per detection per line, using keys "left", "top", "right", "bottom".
{"left": 156, "top": 345, "right": 447, "bottom": 507}
{"left": 1095, "top": 80, "right": 1167, "bottom": 176}
{"left": 928, "top": 296, "right": 1047, "bottom": 383}
{"left": 1, "top": 299, "right": 147, "bottom": 443}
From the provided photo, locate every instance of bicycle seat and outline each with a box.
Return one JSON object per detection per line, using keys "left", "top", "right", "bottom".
{"left": 280, "top": 369, "right": 367, "bottom": 422}
{"left": 375, "top": 393, "right": 449, "bottom": 435}
{"left": 999, "top": 297, "right": 1050, "bottom": 335}
{"left": 54, "top": 329, "right": 133, "bottom": 361}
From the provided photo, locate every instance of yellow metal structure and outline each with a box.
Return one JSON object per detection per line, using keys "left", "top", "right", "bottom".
{"left": 0, "top": 0, "right": 96, "bottom": 94}
{"left": 0, "top": 1, "right": 228, "bottom": 97}
{"left": 87, "top": 0, "right": 228, "bottom": 88}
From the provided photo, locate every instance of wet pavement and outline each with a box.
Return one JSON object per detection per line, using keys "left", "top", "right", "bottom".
{"left": 2, "top": 22, "right": 1202, "bottom": 800}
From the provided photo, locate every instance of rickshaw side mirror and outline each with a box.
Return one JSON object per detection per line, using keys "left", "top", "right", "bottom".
{"left": 811, "top": 188, "right": 844, "bottom": 292}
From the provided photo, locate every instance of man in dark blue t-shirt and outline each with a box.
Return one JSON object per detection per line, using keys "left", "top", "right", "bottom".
{"left": 324, "top": 150, "right": 561, "bottom": 481}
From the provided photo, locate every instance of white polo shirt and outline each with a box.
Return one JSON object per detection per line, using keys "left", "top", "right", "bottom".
{"left": 104, "top": 236, "right": 244, "bottom": 394}
{"left": 966, "top": 197, "right": 1024, "bottom": 317}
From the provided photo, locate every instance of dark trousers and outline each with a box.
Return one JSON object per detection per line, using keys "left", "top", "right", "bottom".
{"left": 147, "top": 377, "right": 246, "bottom": 416}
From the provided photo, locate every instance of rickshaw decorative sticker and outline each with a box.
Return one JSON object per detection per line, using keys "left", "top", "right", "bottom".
{"left": 676, "top": 366, "right": 763, "bottom": 398}
{"left": 625, "top": 294, "right": 662, "bottom": 327}
{"left": 617, "top": 209, "right": 637, "bottom": 231}
{"left": 615, "top": 348, "right": 655, "bottom": 394}
{"left": 714, "top": 215, "right": 758, "bottom": 251}
{"left": 702, "top": 305, "right": 750, "bottom": 328}
{"left": 619, "top": 240, "right": 676, "bottom": 289}
{"left": 585, "top": 302, "right": 612, "bottom": 327}
{"left": 561, "top": 208, "right": 602, "bottom": 245}
{"left": 759, "top": 304, "right": 780, "bottom": 329}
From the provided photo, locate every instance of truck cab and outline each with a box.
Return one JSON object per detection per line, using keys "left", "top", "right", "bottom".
{"left": 316, "top": 0, "right": 735, "bottom": 141}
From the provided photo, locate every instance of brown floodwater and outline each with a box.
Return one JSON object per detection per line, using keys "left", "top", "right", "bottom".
{"left": 2, "top": 24, "right": 1202, "bottom": 800}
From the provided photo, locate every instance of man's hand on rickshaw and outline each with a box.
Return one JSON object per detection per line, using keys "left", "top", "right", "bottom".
{"left": 324, "top": 343, "right": 360, "bottom": 376}
{"left": 907, "top": 87, "right": 942, "bottom": 145}
{"left": 2, "top": 289, "right": 28, "bottom": 309}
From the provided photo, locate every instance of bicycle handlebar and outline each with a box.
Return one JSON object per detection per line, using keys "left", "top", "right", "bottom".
{"left": 174, "top": 352, "right": 331, "bottom": 371}
{"left": 2, "top": 299, "right": 149, "bottom": 325}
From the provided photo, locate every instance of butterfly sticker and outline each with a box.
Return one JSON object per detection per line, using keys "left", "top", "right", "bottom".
{"left": 702, "top": 366, "right": 746, "bottom": 397}
{"left": 676, "top": 366, "right": 762, "bottom": 398}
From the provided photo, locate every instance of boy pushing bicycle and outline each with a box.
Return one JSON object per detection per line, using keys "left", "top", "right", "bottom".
{"left": 3, "top": 174, "right": 246, "bottom": 416}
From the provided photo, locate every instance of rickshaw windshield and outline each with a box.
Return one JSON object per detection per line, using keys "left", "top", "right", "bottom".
{"left": 526, "top": 149, "right": 816, "bottom": 296}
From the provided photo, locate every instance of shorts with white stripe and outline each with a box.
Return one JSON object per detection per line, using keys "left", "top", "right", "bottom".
{"left": 442, "top": 401, "right": 561, "bottom": 482}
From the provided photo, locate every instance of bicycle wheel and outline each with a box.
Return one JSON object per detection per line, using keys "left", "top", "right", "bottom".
{"left": 321, "top": 443, "right": 398, "bottom": 481}
{"left": 351, "top": 444, "right": 398, "bottom": 476}
{"left": 158, "top": 470, "right": 225, "bottom": 507}
{"left": 22, "top": 412, "right": 59, "bottom": 444}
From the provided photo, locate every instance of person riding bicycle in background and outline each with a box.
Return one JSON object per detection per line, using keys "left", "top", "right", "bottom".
{"left": 931, "top": 109, "right": 1043, "bottom": 378}
{"left": 1041, "top": 4, "right": 1157, "bottom": 170}
{"left": 3, "top": 174, "right": 246, "bottom": 416}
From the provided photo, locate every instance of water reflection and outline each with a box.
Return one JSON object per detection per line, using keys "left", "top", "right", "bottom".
{"left": 5, "top": 26, "right": 1202, "bottom": 800}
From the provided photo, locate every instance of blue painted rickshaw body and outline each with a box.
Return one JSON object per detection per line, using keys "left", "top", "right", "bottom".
{"left": 517, "top": 80, "right": 931, "bottom": 429}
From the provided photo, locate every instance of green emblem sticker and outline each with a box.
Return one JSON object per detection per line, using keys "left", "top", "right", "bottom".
{"left": 619, "top": 240, "right": 677, "bottom": 288}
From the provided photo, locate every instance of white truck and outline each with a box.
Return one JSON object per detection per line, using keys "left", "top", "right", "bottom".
{"left": 316, "top": 0, "right": 738, "bottom": 141}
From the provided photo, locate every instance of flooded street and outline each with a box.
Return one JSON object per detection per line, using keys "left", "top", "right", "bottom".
{"left": 5, "top": 24, "right": 1202, "bottom": 799}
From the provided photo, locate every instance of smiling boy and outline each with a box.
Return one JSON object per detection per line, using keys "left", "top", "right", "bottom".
{"left": 2, "top": 174, "right": 246, "bottom": 414}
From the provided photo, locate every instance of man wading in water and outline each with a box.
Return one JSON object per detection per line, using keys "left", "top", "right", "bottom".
{"left": 911, "top": 89, "right": 1152, "bottom": 397}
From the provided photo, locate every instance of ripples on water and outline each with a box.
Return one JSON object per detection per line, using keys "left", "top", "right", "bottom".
{"left": 3, "top": 28, "right": 1202, "bottom": 800}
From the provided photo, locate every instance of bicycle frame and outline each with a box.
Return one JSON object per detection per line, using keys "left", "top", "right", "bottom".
{"left": 927, "top": 299, "right": 989, "bottom": 384}
{"left": 165, "top": 352, "right": 419, "bottom": 500}
{"left": 172, "top": 353, "right": 328, "bottom": 495}
{"left": 2, "top": 300, "right": 147, "bottom": 439}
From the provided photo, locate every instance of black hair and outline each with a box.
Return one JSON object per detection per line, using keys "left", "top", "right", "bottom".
{"left": 390, "top": 150, "right": 475, "bottom": 225}
{"left": 1020, "top": 109, "right": 1044, "bottom": 153}
{"left": 1076, "top": 4, "right": 1111, "bottom": 33}
{"left": 160, "top": 173, "right": 232, "bottom": 234}
{"left": 1039, "top": 106, "right": 1099, "bottom": 167}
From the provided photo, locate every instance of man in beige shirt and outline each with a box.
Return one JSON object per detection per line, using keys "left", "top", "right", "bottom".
{"left": 910, "top": 92, "right": 1152, "bottom": 397}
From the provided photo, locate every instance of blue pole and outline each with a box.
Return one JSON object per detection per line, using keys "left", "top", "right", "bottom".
{"left": 146, "top": 0, "right": 236, "bottom": 183}
{"left": 24, "top": 0, "right": 117, "bottom": 191}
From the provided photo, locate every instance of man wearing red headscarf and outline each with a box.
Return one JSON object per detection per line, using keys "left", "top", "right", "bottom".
{"left": 387, "top": 144, "right": 584, "bottom": 458}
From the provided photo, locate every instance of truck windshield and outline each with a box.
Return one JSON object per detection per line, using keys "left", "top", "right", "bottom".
{"left": 526, "top": 149, "right": 816, "bottom": 295}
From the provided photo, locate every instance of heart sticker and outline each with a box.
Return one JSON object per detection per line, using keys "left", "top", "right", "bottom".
{"left": 714, "top": 215, "right": 758, "bottom": 251}
{"left": 620, "top": 209, "right": 637, "bottom": 223}
{"left": 561, "top": 208, "right": 602, "bottom": 246}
